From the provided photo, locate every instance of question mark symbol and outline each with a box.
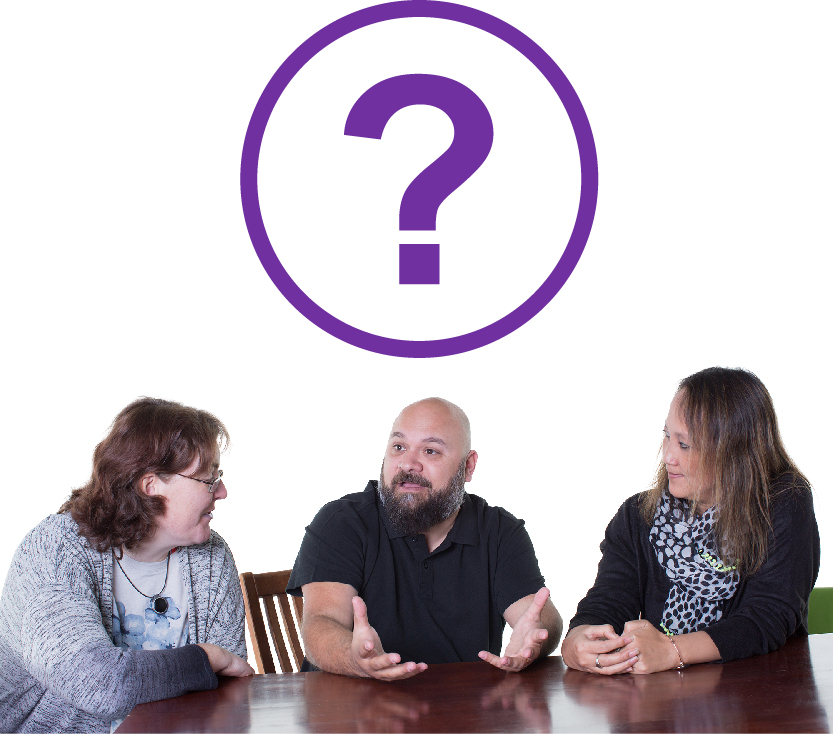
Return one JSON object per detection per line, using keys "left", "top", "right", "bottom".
{"left": 345, "top": 74, "right": 493, "bottom": 285}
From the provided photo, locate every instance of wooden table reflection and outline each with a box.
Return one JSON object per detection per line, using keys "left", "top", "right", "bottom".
{"left": 118, "top": 633, "right": 833, "bottom": 733}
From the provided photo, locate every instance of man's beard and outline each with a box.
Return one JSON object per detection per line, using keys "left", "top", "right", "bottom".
{"left": 378, "top": 457, "right": 468, "bottom": 536}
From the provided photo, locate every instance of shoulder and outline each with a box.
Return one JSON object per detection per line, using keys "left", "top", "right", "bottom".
{"left": 464, "top": 493, "right": 522, "bottom": 524}
{"left": 601, "top": 493, "right": 650, "bottom": 546}
{"left": 188, "top": 529, "right": 234, "bottom": 556}
{"left": 461, "top": 494, "right": 536, "bottom": 545}
{"left": 186, "top": 530, "right": 238, "bottom": 570}
{"left": 612, "top": 493, "right": 647, "bottom": 525}
{"left": 10, "top": 513, "right": 102, "bottom": 586}
{"left": 308, "top": 482, "right": 381, "bottom": 528}
{"left": 770, "top": 472, "right": 812, "bottom": 498}
{"left": 769, "top": 472, "right": 816, "bottom": 522}
{"left": 181, "top": 531, "right": 241, "bottom": 594}
{"left": 17, "top": 513, "right": 92, "bottom": 559}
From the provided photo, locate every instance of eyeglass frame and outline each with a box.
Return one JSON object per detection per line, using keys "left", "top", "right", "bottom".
{"left": 176, "top": 469, "right": 224, "bottom": 493}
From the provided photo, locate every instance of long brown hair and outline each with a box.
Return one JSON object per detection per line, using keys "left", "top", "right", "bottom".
{"left": 641, "top": 367, "right": 809, "bottom": 575}
{"left": 60, "top": 397, "right": 229, "bottom": 553}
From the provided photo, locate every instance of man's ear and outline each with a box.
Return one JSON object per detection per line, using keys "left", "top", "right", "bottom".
{"left": 139, "top": 473, "right": 157, "bottom": 496}
{"left": 464, "top": 450, "right": 478, "bottom": 482}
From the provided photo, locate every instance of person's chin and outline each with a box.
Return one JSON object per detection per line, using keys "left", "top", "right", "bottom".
{"left": 193, "top": 519, "right": 213, "bottom": 542}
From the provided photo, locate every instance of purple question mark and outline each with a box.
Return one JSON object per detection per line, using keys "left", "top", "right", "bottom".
{"left": 344, "top": 74, "right": 493, "bottom": 285}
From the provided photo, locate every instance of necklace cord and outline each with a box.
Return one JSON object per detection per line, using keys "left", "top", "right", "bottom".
{"left": 113, "top": 548, "right": 172, "bottom": 601}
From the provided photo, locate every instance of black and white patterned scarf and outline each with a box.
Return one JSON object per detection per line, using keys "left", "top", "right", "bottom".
{"left": 649, "top": 490, "right": 739, "bottom": 635}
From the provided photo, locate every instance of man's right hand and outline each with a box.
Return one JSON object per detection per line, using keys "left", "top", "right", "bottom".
{"left": 350, "top": 596, "right": 427, "bottom": 681}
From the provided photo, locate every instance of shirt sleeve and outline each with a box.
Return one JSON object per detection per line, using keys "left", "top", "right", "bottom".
{"left": 493, "top": 510, "right": 546, "bottom": 615}
{"left": 12, "top": 521, "right": 218, "bottom": 722}
{"left": 569, "top": 497, "right": 646, "bottom": 633}
{"left": 704, "top": 485, "right": 820, "bottom": 662}
{"left": 287, "top": 499, "right": 373, "bottom": 596}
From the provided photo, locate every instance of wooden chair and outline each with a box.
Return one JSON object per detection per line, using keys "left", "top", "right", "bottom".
{"left": 239, "top": 570, "right": 304, "bottom": 673}
{"left": 808, "top": 586, "right": 833, "bottom": 635}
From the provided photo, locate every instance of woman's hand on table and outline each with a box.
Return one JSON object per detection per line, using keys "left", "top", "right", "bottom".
{"left": 561, "top": 624, "right": 638, "bottom": 675}
{"left": 197, "top": 643, "right": 255, "bottom": 677}
{"left": 619, "top": 620, "right": 679, "bottom": 674}
{"left": 622, "top": 621, "right": 721, "bottom": 673}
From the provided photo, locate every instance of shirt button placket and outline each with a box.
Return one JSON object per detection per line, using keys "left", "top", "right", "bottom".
{"left": 419, "top": 558, "right": 432, "bottom": 599}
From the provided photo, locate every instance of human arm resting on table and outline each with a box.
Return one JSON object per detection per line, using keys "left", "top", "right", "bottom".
{"left": 9, "top": 518, "right": 222, "bottom": 722}
{"left": 701, "top": 483, "right": 820, "bottom": 662}
{"left": 562, "top": 621, "right": 715, "bottom": 676}
{"left": 188, "top": 532, "right": 253, "bottom": 675}
{"left": 566, "top": 481, "right": 820, "bottom": 672}
{"left": 562, "top": 497, "right": 649, "bottom": 673}
{"left": 615, "top": 621, "right": 719, "bottom": 673}
{"left": 479, "top": 587, "right": 563, "bottom": 672}
{"left": 300, "top": 581, "right": 427, "bottom": 680}
{"left": 196, "top": 643, "right": 253, "bottom": 676}
{"left": 561, "top": 624, "right": 638, "bottom": 674}
{"left": 625, "top": 483, "right": 821, "bottom": 670}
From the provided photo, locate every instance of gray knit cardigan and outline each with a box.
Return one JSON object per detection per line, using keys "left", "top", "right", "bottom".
{"left": 0, "top": 513, "right": 247, "bottom": 733}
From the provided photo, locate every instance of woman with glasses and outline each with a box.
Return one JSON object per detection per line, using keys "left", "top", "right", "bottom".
{"left": 561, "top": 367, "right": 819, "bottom": 675}
{"left": 0, "top": 398, "right": 253, "bottom": 733}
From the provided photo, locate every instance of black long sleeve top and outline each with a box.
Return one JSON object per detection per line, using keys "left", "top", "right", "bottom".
{"left": 569, "top": 477, "right": 820, "bottom": 663}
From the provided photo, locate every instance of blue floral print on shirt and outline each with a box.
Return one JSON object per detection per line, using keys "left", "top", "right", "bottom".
{"left": 112, "top": 599, "right": 188, "bottom": 650}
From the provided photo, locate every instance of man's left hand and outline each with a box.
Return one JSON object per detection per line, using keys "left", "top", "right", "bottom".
{"left": 478, "top": 588, "right": 558, "bottom": 672}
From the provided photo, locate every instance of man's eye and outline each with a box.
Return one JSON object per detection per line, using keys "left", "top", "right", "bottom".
{"left": 425, "top": 448, "right": 436, "bottom": 455}
{"left": 392, "top": 444, "right": 403, "bottom": 451}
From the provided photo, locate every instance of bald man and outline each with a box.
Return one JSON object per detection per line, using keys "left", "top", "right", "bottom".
{"left": 286, "top": 398, "right": 562, "bottom": 681}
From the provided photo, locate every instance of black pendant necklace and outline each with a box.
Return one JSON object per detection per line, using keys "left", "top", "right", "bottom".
{"left": 114, "top": 548, "right": 173, "bottom": 615}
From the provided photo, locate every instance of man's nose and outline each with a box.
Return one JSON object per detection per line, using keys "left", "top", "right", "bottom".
{"left": 399, "top": 450, "right": 423, "bottom": 473}
{"left": 214, "top": 480, "right": 228, "bottom": 500}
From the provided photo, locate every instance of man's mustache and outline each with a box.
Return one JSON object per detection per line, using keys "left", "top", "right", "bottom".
{"left": 390, "top": 471, "right": 432, "bottom": 489}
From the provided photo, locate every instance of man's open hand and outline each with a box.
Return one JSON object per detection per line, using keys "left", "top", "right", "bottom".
{"left": 478, "top": 588, "right": 556, "bottom": 672}
{"left": 350, "top": 596, "right": 427, "bottom": 681}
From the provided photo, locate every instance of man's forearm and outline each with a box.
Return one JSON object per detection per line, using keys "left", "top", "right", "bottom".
{"left": 540, "top": 603, "right": 563, "bottom": 658}
{"left": 301, "top": 615, "right": 363, "bottom": 677}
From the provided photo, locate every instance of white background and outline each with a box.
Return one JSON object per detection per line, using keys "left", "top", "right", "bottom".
{"left": 2, "top": 1, "right": 830, "bottom": 658}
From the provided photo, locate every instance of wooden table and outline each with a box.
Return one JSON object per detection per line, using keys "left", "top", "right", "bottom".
{"left": 119, "top": 633, "right": 833, "bottom": 732}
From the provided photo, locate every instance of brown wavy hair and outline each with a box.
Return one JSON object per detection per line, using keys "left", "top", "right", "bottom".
{"left": 640, "top": 367, "right": 809, "bottom": 575}
{"left": 59, "top": 397, "right": 229, "bottom": 553}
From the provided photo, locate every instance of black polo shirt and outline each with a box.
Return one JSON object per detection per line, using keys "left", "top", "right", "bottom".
{"left": 287, "top": 481, "right": 545, "bottom": 665}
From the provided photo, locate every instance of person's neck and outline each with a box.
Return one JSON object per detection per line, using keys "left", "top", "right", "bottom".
{"left": 424, "top": 507, "right": 461, "bottom": 553}
{"left": 124, "top": 540, "right": 175, "bottom": 564}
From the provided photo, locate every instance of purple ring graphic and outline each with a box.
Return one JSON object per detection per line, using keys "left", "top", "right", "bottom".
{"left": 241, "top": 0, "right": 598, "bottom": 359}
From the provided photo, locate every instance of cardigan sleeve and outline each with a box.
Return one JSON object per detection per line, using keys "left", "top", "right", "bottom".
{"left": 569, "top": 496, "right": 648, "bottom": 633}
{"left": 193, "top": 531, "right": 248, "bottom": 659}
{"left": 704, "top": 484, "right": 820, "bottom": 662}
{"left": 8, "top": 516, "right": 218, "bottom": 723}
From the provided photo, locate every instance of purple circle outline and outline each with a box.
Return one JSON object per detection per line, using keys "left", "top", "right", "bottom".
{"left": 241, "top": 0, "right": 598, "bottom": 358}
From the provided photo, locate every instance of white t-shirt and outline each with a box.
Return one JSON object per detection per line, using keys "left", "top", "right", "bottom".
{"left": 112, "top": 549, "right": 189, "bottom": 651}
{"left": 110, "top": 549, "right": 190, "bottom": 732}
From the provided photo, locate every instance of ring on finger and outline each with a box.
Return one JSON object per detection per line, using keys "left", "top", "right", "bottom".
{"left": 595, "top": 654, "right": 602, "bottom": 669}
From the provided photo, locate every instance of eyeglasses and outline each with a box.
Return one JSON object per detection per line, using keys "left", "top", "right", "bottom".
{"left": 176, "top": 469, "right": 224, "bottom": 493}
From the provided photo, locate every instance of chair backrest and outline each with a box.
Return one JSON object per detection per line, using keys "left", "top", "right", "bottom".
{"left": 808, "top": 587, "right": 833, "bottom": 635}
{"left": 239, "top": 570, "right": 304, "bottom": 673}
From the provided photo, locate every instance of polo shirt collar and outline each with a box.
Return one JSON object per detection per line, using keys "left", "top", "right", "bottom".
{"left": 372, "top": 480, "right": 480, "bottom": 548}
